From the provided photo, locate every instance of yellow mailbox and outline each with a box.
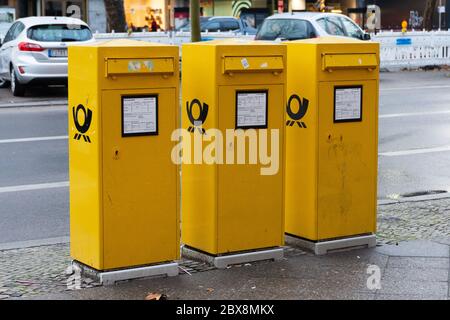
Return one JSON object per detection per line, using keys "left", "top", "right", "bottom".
{"left": 68, "top": 40, "right": 180, "bottom": 282}
{"left": 181, "top": 40, "right": 287, "bottom": 268}
{"left": 285, "top": 37, "right": 379, "bottom": 254}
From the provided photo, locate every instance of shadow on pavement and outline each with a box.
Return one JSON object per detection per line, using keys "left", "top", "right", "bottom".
{"left": 0, "top": 86, "right": 67, "bottom": 106}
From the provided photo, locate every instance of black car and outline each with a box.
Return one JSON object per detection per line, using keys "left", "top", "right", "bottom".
{"left": 177, "top": 16, "right": 257, "bottom": 35}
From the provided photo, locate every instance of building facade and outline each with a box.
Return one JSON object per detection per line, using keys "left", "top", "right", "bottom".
{"left": 0, "top": 0, "right": 448, "bottom": 33}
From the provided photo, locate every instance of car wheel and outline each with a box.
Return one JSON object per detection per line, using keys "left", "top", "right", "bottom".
{"left": 0, "top": 77, "right": 9, "bottom": 88}
{"left": 10, "top": 68, "right": 25, "bottom": 97}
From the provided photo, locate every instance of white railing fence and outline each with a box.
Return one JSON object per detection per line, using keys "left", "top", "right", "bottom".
{"left": 94, "top": 30, "right": 450, "bottom": 69}
{"left": 93, "top": 30, "right": 255, "bottom": 45}
{"left": 371, "top": 30, "right": 450, "bottom": 69}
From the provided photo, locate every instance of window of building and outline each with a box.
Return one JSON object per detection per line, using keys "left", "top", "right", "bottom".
{"left": 124, "top": 0, "right": 168, "bottom": 31}
{"left": 42, "top": 0, "right": 87, "bottom": 21}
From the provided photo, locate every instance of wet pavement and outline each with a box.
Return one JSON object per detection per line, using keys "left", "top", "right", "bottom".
{"left": 0, "top": 86, "right": 67, "bottom": 108}
{"left": 1, "top": 196, "right": 449, "bottom": 300}
{"left": 23, "top": 239, "right": 450, "bottom": 300}
{"left": 378, "top": 70, "right": 450, "bottom": 198}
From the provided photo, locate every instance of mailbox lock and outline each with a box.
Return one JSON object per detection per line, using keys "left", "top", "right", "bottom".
{"left": 113, "top": 148, "right": 120, "bottom": 160}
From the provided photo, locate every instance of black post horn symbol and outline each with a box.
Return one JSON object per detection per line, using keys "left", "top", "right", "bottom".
{"left": 186, "top": 99, "right": 209, "bottom": 134}
{"left": 73, "top": 104, "right": 93, "bottom": 143}
{"left": 286, "top": 94, "right": 308, "bottom": 128}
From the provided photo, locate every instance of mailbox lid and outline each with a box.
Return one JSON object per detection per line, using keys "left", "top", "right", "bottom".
{"left": 322, "top": 53, "right": 378, "bottom": 71}
{"left": 222, "top": 56, "right": 284, "bottom": 73}
{"left": 317, "top": 38, "right": 379, "bottom": 81}
{"left": 106, "top": 57, "right": 175, "bottom": 76}
{"left": 287, "top": 37, "right": 379, "bottom": 82}
{"left": 72, "top": 39, "right": 180, "bottom": 89}
{"left": 213, "top": 39, "right": 287, "bottom": 85}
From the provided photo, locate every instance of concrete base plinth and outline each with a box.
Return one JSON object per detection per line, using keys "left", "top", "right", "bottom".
{"left": 285, "top": 234, "right": 377, "bottom": 255}
{"left": 181, "top": 245, "right": 284, "bottom": 269}
{"left": 72, "top": 260, "right": 179, "bottom": 286}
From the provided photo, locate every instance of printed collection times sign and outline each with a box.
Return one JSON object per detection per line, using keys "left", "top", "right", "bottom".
{"left": 334, "top": 86, "right": 363, "bottom": 122}
{"left": 236, "top": 91, "right": 268, "bottom": 129}
{"left": 122, "top": 95, "right": 158, "bottom": 136}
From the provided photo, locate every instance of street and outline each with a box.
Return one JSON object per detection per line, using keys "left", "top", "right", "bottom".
{"left": 0, "top": 70, "right": 450, "bottom": 245}
{"left": 0, "top": 106, "right": 68, "bottom": 244}
{"left": 378, "top": 71, "right": 450, "bottom": 198}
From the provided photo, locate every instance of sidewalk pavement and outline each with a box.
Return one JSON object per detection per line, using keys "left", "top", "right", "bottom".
{"left": 1, "top": 197, "right": 449, "bottom": 300}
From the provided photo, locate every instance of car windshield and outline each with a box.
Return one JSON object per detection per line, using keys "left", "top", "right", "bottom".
{"left": 27, "top": 24, "right": 92, "bottom": 42}
{"left": 256, "top": 19, "right": 315, "bottom": 40}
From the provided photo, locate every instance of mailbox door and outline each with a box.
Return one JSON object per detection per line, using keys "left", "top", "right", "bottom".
{"left": 101, "top": 88, "right": 178, "bottom": 269}
{"left": 317, "top": 80, "right": 378, "bottom": 239}
{"left": 217, "top": 84, "right": 285, "bottom": 253}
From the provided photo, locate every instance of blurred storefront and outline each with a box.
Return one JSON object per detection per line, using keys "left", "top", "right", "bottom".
{"left": 365, "top": 0, "right": 445, "bottom": 30}
{"left": 124, "top": 0, "right": 169, "bottom": 31}
{"left": 1, "top": 0, "right": 447, "bottom": 33}
{"left": 173, "top": 0, "right": 273, "bottom": 29}
{"left": 1, "top": 0, "right": 107, "bottom": 32}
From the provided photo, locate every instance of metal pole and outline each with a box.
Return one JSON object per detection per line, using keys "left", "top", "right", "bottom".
{"left": 190, "top": 0, "right": 201, "bottom": 42}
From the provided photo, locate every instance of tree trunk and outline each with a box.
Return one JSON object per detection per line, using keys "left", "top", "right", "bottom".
{"left": 104, "top": 0, "right": 127, "bottom": 33}
{"left": 269, "top": 0, "right": 275, "bottom": 15}
{"left": 423, "top": 0, "right": 438, "bottom": 30}
{"left": 190, "top": 0, "right": 201, "bottom": 42}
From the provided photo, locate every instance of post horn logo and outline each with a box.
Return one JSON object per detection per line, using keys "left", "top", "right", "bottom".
{"left": 286, "top": 94, "right": 308, "bottom": 128}
{"left": 73, "top": 104, "right": 93, "bottom": 143}
{"left": 186, "top": 99, "right": 209, "bottom": 134}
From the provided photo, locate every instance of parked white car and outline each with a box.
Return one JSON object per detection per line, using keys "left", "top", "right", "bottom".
{"left": 255, "top": 12, "right": 370, "bottom": 41}
{"left": 0, "top": 16, "right": 94, "bottom": 96}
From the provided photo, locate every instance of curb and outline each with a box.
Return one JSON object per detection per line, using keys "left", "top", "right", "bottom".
{"left": 0, "top": 100, "right": 68, "bottom": 109}
{"left": 378, "top": 192, "right": 450, "bottom": 206}
{"left": 0, "top": 236, "right": 69, "bottom": 251}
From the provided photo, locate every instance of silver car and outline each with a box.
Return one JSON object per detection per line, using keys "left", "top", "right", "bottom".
{"left": 255, "top": 12, "right": 370, "bottom": 41}
{"left": 0, "top": 16, "right": 94, "bottom": 96}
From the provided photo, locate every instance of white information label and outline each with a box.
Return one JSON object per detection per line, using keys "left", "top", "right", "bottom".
{"left": 334, "top": 87, "right": 362, "bottom": 122}
{"left": 122, "top": 96, "right": 157, "bottom": 135}
{"left": 236, "top": 92, "right": 267, "bottom": 128}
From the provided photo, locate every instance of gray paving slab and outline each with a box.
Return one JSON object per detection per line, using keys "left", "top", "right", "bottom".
{"left": 387, "top": 257, "right": 449, "bottom": 270}
{"left": 376, "top": 280, "right": 448, "bottom": 296}
{"left": 375, "top": 294, "right": 449, "bottom": 300}
{"left": 375, "top": 240, "right": 450, "bottom": 257}
{"left": 382, "top": 267, "right": 448, "bottom": 282}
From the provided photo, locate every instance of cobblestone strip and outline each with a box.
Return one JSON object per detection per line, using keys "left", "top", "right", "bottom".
{"left": 377, "top": 198, "right": 450, "bottom": 245}
{"left": 0, "top": 244, "right": 70, "bottom": 299}
{"left": 0, "top": 198, "right": 449, "bottom": 299}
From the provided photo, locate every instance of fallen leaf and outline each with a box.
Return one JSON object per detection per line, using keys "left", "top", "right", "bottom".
{"left": 206, "top": 288, "right": 214, "bottom": 293}
{"left": 145, "top": 292, "right": 167, "bottom": 300}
